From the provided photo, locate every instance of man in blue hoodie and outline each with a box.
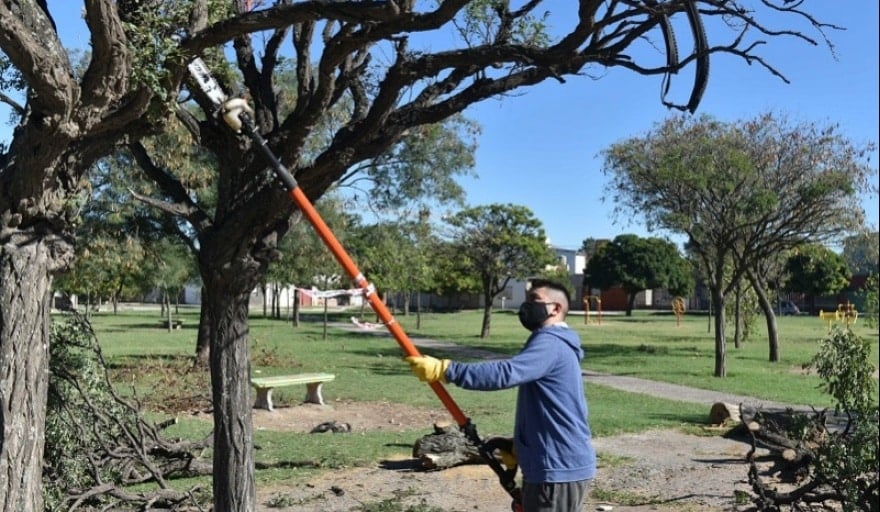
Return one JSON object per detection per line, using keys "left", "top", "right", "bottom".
{"left": 406, "top": 279, "right": 596, "bottom": 512}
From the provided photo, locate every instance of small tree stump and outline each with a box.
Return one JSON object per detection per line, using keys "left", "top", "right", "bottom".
{"left": 412, "top": 423, "right": 482, "bottom": 469}
{"left": 709, "top": 402, "right": 741, "bottom": 425}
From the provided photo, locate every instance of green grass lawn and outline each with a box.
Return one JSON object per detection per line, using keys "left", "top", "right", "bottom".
{"left": 75, "top": 305, "right": 879, "bottom": 487}
{"left": 385, "top": 308, "right": 879, "bottom": 408}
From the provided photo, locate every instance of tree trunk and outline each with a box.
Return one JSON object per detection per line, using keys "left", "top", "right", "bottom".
{"left": 626, "top": 292, "right": 636, "bottom": 316}
{"left": 746, "top": 268, "right": 780, "bottom": 362}
{"left": 733, "top": 282, "right": 743, "bottom": 349}
{"left": 0, "top": 242, "right": 53, "bottom": 512}
{"left": 292, "top": 288, "right": 300, "bottom": 327}
{"left": 195, "top": 286, "right": 211, "bottom": 367}
{"left": 203, "top": 285, "right": 256, "bottom": 512}
{"left": 273, "top": 285, "right": 281, "bottom": 319}
{"left": 165, "top": 289, "right": 173, "bottom": 332}
{"left": 711, "top": 286, "right": 727, "bottom": 377}
{"left": 416, "top": 292, "right": 422, "bottom": 330}
{"left": 323, "top": 299, "right": 329, "bottom": 340}
{"left": 480, "top": 287, "right": 492, "bottom": 338}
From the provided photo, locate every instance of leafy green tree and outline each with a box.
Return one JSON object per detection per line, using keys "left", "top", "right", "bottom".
{"left": 841, "top": 230, "right": 880, "bottom": 276}
{"left": 445, "top": 204, "right": 556, "bottom": 338}
{"left": 54, "top": 145, "right": 199, "bottom": 319}
{"left": 429, "top": 238, "right": 482, "bottom": 306}
{"left": 266, "top": 195, "right": 351, "bottom": 321}
{"left": 406, "top": 210, "right": 440, "bottom": 329}
{"left": 348, "top": 221, "right": 413, "bottom": 311}
{"left": 0, "top": 3, "right": 848, "bottom": 509}
{"left": 143, "top": 238, "right": 196, "bottom": 330}
{"left": 54, "top": 235, "right": 149, "bottom": 315}
{"left": 580, "top": 238, "right": 605, "bottom": 261}
{"left": 784, "top": 244, "right": 852, "bottom": 313}
{"left": 725, "top": 279, "right": 760, "bottom": 348}
{"left": 584, "top": 234, "right": 693, "bottom": 316}
{"left": 368, "top": 215, "right": 441, "bottom": 320}
{"left": 602, "top": 113, "right": 875, "bottom": 376}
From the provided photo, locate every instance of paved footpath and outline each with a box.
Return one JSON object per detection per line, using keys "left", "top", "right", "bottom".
{"left": 332, "top": 321, "right": 814, "bottom": 412}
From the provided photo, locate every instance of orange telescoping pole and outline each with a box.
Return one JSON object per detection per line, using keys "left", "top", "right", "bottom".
{"left": 220, "top": 102, "right": 521, "bottom": 512}
{"left": 186, "top": 59, "right": 521, "bottom": 508}
{"left": 235, "top": 112, "right": 470, "bottom": 426}
{"left": 288, "top": 186, "right": 468, "bottom": 426}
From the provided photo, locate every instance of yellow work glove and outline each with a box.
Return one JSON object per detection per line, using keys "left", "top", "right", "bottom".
{"left": 498, "top": 447, "right": 517, "bottom": 468}
{"left": 405, "top": 355, "right": 450, "bottom": 384}
{"left": 488, "top": 436, "right": 517, "bottom": 468}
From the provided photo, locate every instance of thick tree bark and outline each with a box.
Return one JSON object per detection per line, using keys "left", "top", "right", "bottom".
{"left": 746, "top": 268, "right": 780, "bottom": 362}
{"left": 711, "top": 286, "right": 727, "bottom": 377}
{"left": 733, "top": 282, "right": 743, "bottom": 349}
{"left": 195, "top": 286, "right": 211, "bottom": 367}
{"left": 0, "top": 242, "right": 53, "bottom": 512}
{"left": 203, "top": 285, "right": 256, "bottom": 511}
{"left": 480, "top": 284, "right": 492, "bottom": 339}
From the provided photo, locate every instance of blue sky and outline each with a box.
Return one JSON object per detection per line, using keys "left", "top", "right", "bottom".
{"left": 456, "top": 3, "right": 880, "bottom": 249}
{"left": 6, "top": 2, "right": 879, "bottom": 252}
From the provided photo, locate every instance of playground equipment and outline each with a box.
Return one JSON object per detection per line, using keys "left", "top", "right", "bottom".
{"left": 671, "top": 296, "right": 686, "bottom": 326}
{"left": 583, "top": 295, "right": 602, "bottom": 325}
{"left": 818, "top": 302, "right": 859, "bottom": 329}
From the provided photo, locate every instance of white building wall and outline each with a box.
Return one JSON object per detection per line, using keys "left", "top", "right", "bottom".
{"left": 492, "top": 246, "right": 587, "bottom": 310}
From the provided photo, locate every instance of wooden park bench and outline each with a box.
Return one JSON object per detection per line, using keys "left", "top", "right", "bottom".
{"left": 158, "top": 319, "right": 184, "bottom": 329}
{"left": 250, "top": 372, "right": 335, "bottom": 411}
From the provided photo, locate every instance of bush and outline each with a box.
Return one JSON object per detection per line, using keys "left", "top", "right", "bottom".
{"left": 808, "top": 327, "right": 879, "bottom": 511}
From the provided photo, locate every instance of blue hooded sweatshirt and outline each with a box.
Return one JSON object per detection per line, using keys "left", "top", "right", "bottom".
{"left": 445, "top": 323, "right": 596, "bottom": 484}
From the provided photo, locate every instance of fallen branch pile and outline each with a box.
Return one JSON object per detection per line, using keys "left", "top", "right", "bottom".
{"left": 734, "top": 403, "right": 878, "bottom": 511}
{"left": 47, "top": 313, "right": 213, "bottom": 511}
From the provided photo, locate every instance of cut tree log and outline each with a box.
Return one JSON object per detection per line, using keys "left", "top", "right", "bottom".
{"left": 412, "top": 423, "right": 482, "bottom": 469}
{"left": 739, "top": 405, "right": 826, "bottom": 467}
{"left": 709, "top": 402, "right": 741, "bottom": 425}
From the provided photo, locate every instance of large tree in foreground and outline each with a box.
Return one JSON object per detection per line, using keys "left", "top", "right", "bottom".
{"left": 0, "top": 2, "right": 844, "bottom": 510}
{"left": 602, "top": 113, "right": 875, "bottom": 376}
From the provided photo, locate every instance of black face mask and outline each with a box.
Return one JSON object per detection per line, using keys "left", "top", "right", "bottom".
{"left": 518, "top": 301, "right": 550, "bottom": 331}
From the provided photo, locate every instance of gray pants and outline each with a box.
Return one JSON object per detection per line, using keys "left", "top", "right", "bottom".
{"left": 521, "top": 480, "right": 591, "bottom": 512}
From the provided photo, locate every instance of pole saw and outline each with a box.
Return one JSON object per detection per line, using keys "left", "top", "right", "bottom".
{"left": 186, "top": 57, "right": 523, "bottom": 512}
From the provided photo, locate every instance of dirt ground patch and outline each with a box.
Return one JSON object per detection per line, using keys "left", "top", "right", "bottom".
{"left": 245, "top": 400, "right": 766, "bottom": 512}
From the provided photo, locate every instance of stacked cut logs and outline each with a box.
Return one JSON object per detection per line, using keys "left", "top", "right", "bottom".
{"left": 708, "top": 402, "right": 859, "bottom": 511}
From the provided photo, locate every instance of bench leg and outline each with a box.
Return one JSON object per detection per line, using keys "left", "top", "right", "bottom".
{"left": 254, "top": 387, "right": 275, "bottom": 411}
{"left": 305, "top": 382, "right": 325, "bottom": 405}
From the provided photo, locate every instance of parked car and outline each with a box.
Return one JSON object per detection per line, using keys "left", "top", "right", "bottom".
{"left": 775, "top": 300, "right": 800, "bottom": 316}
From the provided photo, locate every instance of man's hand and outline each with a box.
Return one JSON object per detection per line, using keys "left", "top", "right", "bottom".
{"left": 487, "top": 436, "right": 517, "bottom": 468}
{"left": 405, "top": 355, "right": 450, "bottom": 383}
{"left": 498, "top": 447, "right": 517, "bottom": 468}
